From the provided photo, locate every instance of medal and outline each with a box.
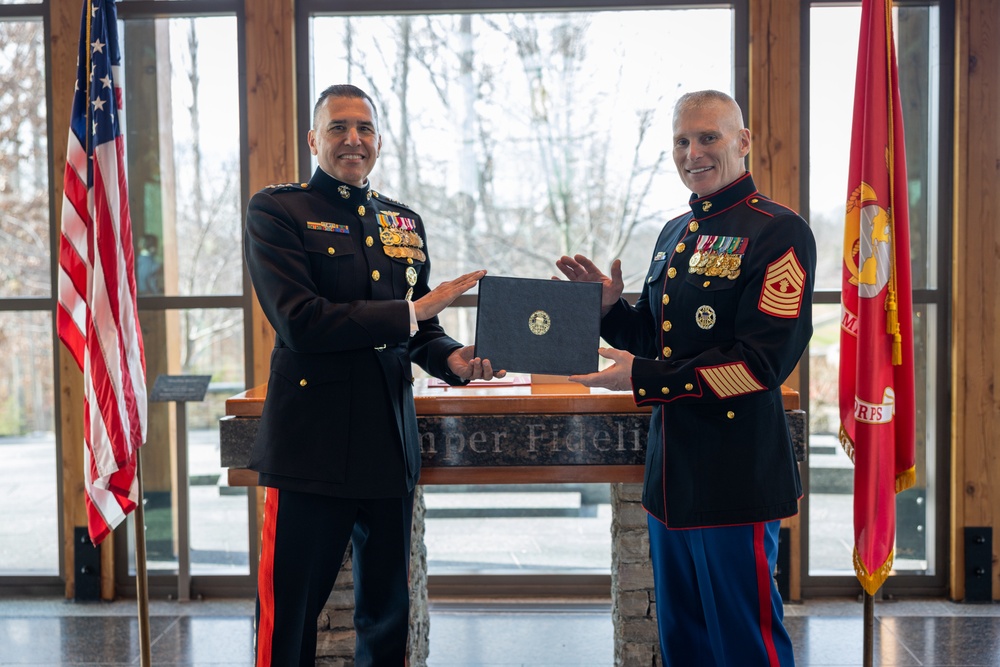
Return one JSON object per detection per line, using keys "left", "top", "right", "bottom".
{"left": 406, "top": 266, "right": 418, "bottom": 286}
{"left": 695, "top": 305, "right": 717, "bottom": 330}
{"left": 380, "top": 228, "right": 402, "bottom": 246}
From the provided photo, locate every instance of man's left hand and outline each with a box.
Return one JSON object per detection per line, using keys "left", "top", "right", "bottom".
{"left": 447, "top": 346, "right": 507, "bottom": 381}
{"left": 567, "top": 347, "right": 634, "bottom": 391}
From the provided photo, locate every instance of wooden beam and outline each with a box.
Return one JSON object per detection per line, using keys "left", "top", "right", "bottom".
{"left": 951, "top": 0, "right": 1000, "bottom": 601}
{"left": 244, "top": 0, "right": 298, "bottom": 555}
{"left": 50, "top": 0, "right": 96, "bottom": 600}
{"left": 245, "top": 0, "right": 297, "bottom": 387}
{"left": 749, "top": 0, "right": 803, "bottom": 601}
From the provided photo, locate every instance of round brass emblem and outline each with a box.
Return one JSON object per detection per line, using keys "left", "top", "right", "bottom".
{"left": 406, "top": 267, "right": 418, "bottom": 286}
{"left": 528, "top": 310, "right": 551, "bottom": 335}
{"left": 695, "top": 305, "right": 717, "bottom": 330}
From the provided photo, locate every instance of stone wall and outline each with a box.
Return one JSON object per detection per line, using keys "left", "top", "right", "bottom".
{"left": 611, "top": 483, "right": 660, "bottom": 667}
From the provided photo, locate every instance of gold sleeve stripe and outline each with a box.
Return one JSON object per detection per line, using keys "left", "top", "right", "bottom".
{"left": 698, "top": 363, "right": 765, "bottom": 399}
{"left": 759, "top": 248, "right": 806, "bottom": 318}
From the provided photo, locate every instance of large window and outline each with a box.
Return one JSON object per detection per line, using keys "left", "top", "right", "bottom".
{"left": 806, "top": 2, "right": 949, "bottom": 592}
{"left": 307, "top": 5, "right": 735, "bottom": 578}
{"left": 0, "top": 16, "right": 57, "bottom": 577}
{"left": 0, "top": 0, "right": 253, "bottom": 597}
{"left": 115, "top": 12, "right": 250, "bottom": 592}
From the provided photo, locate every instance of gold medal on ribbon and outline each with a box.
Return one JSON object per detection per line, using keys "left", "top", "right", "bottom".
{"left": 718, "top": 255, "right": 735, "bottom": 278}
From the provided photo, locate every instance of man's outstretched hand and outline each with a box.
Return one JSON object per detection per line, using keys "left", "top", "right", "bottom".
{"left": 413, "top": 269, "right": 486, "bottom": 321}
{"left": 554, "top": 255, "right": 624, "bottom": 316}
{"left": 447, "top": 346, "right": 507, "bottom": 381}
{"left": 567, "top": 347, "right": 633, "bottom": 391}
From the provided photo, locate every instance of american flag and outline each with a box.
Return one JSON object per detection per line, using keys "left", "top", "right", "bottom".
{"left": 57, "top": 0, "right": 147, "bottom": 546}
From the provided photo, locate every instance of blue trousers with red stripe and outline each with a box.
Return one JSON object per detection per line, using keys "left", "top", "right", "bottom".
{"left": 647, "top": 516, "right": 795, "bottom": 666}
{"left": 255, "top": 488, "right": 415, "bottom": 667}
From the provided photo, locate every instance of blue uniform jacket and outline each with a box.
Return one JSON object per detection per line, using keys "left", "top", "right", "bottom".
{"left": 601, "top": 172, "right": 816, "bottom": 528}
{"left": 244, "top": 167, "right": 466, "bottom": 498}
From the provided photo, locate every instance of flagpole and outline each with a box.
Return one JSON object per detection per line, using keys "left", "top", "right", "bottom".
{"left": 134, "top": 451, "right": 152, "bottom": 667}
{"left": 863, "top": 590, "right": 874, "bottom": 667}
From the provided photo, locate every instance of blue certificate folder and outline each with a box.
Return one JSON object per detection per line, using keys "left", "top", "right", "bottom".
{"left": 474, "top": 275, "right": 602, "bottom": 376}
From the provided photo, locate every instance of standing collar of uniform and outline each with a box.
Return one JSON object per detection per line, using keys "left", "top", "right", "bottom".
{"left": 687, "top": 172, "right": 757, "bottom": 220}
{"left": 309, "top": 167, "right": 373, "bottom": 206}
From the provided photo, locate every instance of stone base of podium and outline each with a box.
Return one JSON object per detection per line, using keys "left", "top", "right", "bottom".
{"left": 312, "top": 484, "right": 658, "bottom": 667}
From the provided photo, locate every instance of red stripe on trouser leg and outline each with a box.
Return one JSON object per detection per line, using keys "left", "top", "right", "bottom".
{"left": 255, "top": 488, "right": 279, "bottom": 667}
{"left": 754, "top": 522, "right": 780, "bottom": 666}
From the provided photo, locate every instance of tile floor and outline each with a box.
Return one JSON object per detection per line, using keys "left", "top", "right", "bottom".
{"left": 1, "top": 596, "right": 999, "bottom": 665}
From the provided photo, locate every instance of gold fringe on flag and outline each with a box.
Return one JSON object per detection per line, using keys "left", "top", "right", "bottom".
{"left": 883, "top": 0, "right": 903, "bottom": 369}
{"left": 896, "top": 466, "right": 916, "bottom": 494}
{"left": 854, "top": 547, "right": 894, "bottom": 596}
{"left": 885, "top": 290, "right": 898, "bottom": 334}
{"left": 838, "top": 424, "right": 856, "bottom": 463}
{"left": 885, "top": 289, "right": 902, "bottom": 365}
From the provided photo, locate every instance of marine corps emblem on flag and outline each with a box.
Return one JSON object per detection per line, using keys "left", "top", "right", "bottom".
{"left": 843, "top": 181, "right": 892, "bottom": 296}
{"left": 758, "top": 248, "right": 806, "bottom": 318}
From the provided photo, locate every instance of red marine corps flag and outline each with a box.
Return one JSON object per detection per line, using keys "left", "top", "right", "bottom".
{"left": 839, "top": 0, "right": 916, "bottom": 595}
{"left": 57, "top": 0, "right": 148, "bottom": 546}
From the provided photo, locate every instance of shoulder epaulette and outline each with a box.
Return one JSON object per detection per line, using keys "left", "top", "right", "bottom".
{"left": 745, "top": 194, "right": 797, "bottom": 218}
{"left": 261, "top": 182, "right": 311, "bottom": 194}
{"left": 370, "top": 190, "right": 411, "bottom": 210}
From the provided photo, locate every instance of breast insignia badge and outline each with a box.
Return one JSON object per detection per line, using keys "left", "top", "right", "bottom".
{"left": 695, "top": 305, "right": 717, "bottom": 330}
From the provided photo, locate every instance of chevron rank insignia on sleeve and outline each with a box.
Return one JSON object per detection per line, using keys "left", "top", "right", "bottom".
{"left": 698, "top": 362, "right": 766, "bottom": 399}
{"left": 758, "top": 248, "right": 806, "bottom": 318}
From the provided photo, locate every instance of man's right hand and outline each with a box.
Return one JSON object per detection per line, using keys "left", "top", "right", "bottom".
{"left": 413, "top": 269, "right": 486, "bottom": 321}
{"left": 554, "top": 254, "right": 624, "bottom": 316}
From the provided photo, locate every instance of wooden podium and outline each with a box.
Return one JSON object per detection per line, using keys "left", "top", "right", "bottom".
{"left": 222, "top": 377, "right": 802, "bottom": 485}
{"left": 220, "top": 379, "right": 804, "bottom": 664}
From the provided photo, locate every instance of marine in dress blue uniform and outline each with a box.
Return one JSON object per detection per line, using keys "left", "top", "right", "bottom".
{"left": 558, "top": 91, "right": 815, "bottom": 666}
{"left": 246, "top": 85, "right": 500, "bottom": 667}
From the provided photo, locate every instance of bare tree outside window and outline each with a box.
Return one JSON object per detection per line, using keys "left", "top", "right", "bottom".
{"left": 173, "top": 18, "right": 243, "bottom": 374}
{"left": 0, "top": 21, "right": 49, "bottom": 301}
{"left": 312, "top": 10, "right": 733, "bottom": 291}
{"left": 0, "top": 21, "right": 53, "bottom": 436}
